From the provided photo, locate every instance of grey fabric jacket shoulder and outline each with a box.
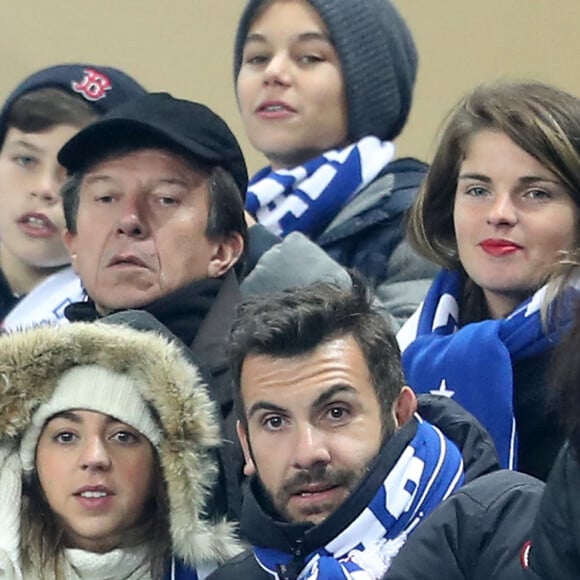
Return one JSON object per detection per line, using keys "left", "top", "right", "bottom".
{"left": 243, "top": 159, "right": 437, "bottom": 331}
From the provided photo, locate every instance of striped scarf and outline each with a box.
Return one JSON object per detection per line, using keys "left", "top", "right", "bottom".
{"left": 246, "top": 137, "right": 395, "bottom": 238}
{"left": 401, "top": 269, "right": 579, "bottom": 470}
{"left": 253, "top": 417, "right": 464, "bottom": 579}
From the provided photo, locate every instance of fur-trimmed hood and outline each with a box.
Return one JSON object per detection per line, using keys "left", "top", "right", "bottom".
{"left": 0, "top": 321, "right": 240, "bottom": 573}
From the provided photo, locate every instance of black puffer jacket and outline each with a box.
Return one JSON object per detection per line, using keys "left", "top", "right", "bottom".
{"left": 527, "top": 442, "right": 580, "bottom": 579}
{"left": 384, "top": 470, "right": 543, "bottom": 579}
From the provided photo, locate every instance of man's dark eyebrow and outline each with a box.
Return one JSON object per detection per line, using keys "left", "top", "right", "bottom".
{"left": 312, "top": 384, "right": 357, "bottom": 410}
{"left": 247, "top": 401, "right": 287, "bottom": 420}
{"left": 246, "top": 385, "right": 356, "bottom": 420}
{"left": 244, "top": 31, "right": 332, "bottom": 45}
{"left": 83, "top": 174, "right": 115, "bottom": 186}
{"left": 83, "top": 174, "right": 192, "bottom": 189}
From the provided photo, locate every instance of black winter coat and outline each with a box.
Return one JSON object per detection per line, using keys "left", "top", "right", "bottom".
{"left": 528, "top": 442, "right": 580, "bottom": 579}
{"left": 384, "top": 470, "right": 543, "bottom": 579}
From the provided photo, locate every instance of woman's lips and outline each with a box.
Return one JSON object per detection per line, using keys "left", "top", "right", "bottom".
{"left": 256, "top": 100, "right": 296, "bottom": 119}
{"left": 74, "top": 485, "right": 115, "bottom": 511}
{"left": 480, "top": 239, "right": 522, "bottom": 257}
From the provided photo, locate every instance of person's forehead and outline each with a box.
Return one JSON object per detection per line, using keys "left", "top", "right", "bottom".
{"left": 2, "top": 125, "right": 80, "bottom": 153}
{"left": 240, "top": 336, "right": 375, "bottom": 407}
{"left": 82, "top": 146, "right": 210, "bottom": 179}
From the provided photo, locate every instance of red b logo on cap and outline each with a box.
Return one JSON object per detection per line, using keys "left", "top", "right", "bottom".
{"left": 71, "top": 68, "right": 112, "bottom": 102}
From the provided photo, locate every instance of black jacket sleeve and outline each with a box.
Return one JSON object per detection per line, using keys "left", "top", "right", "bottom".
{"left": 528, "top": 443, "right": 580, "bottom": 579}
{"left": 384, "top": 471, "right": 544, "bottom": 580}
{"left": 206, "top": 549, "right": 270, "bottom": 580}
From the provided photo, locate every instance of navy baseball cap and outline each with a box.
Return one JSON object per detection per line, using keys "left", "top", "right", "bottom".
{"left": 58, "top": 92, "right": 249, "bottom": 196}
{"left": 0, "top": 63, "right": 146, "bottom": 145}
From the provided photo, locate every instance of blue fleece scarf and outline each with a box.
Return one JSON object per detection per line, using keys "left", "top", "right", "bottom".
{"left": 246, "top": 136, "right": 395, "bottom": 239}
{"left": 402, "top": 269, "right": 578, "bottom": 470}
{"left": 253, "top": 417, "right": 464, "bottom": 579}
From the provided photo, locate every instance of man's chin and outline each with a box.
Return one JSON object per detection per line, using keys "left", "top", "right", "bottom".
{"left": 93, "top": 292, "right": 158, "bottom": 315}
{"left": 286, "top": 507, "right": 333, "bottom": 526}
{"left": 284, "top": 490, "right": 345, "bottom": 526}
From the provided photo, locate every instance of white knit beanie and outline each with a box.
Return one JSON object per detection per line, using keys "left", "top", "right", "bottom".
{"left": 19, "top": 364, "right": 162, "bottom": 474}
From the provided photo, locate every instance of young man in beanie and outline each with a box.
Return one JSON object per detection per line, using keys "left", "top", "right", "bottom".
{"left": 207, "top": 276, "right": 543, "bottom": 580}
{"left": 233, "top": 0, "right": 438, "bottom": 330}
{"left": 58, "top": 91, "right": 250, "bottom": 520}
{"left": 0, "top": 64, "right": 146, "bottom": 328}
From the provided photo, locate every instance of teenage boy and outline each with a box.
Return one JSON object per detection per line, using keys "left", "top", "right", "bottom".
{"left": 0, "top": 63, "right": 145, "bottom": 327}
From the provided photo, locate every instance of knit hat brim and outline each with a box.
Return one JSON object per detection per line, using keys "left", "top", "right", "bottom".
{"left": 19, "top": 364, "right": 161, "bottom": 473}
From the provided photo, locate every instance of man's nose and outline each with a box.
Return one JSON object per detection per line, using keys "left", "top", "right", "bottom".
{"left": 292, "top": 424, "right": 331, "bottom": 470}
{"left": 116, "top": 195, "right": 148, "bottom": 238}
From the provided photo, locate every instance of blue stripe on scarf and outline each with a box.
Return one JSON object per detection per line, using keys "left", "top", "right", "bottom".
{"left": 253, "top": 418, "right": 464, "bottom": 579}
{"left": 246, "top": 137, "right": 395, "bottom": 238}
{"left": 402, "top": 269, "right": 578, "bottom": 470}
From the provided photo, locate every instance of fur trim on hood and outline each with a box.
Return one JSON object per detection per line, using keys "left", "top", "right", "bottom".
{"left": 0, "top": 321, "right": 240, "bottom": 569}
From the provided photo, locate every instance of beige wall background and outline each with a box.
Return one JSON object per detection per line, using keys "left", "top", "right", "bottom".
{"left": 2, "top": 1, "right": 579, "bottom": 174}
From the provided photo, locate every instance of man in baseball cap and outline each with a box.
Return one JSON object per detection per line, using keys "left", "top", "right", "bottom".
{"left": 59, "top": 91, "right": 249, "bottom": 520}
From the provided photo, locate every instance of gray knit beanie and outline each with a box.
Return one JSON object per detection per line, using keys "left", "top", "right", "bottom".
{"left": 233, "top": 0, "right": 418, "bottom": 142}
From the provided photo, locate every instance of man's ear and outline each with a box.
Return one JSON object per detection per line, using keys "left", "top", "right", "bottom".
{"left": 207, "top": 232, "right": 244, "bottom": 278}
{"left": 236, "top": 419, "right": 256, "bottom": 477}
{"left": 63, "top": 230, "right": 79, "bottom": 274}
{"left": 393, "top": 386, "right": 418, "bottom": 428}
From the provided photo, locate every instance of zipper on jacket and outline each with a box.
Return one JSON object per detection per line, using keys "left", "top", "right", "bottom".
{"left": 276, "top": 539, "right": 306, "bottom": 580}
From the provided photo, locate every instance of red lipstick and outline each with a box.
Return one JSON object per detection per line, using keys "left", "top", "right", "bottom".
{"left": 480, "top": 239, "right": 522, "bottom": 257}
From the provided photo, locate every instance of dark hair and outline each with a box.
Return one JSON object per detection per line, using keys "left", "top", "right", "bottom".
{"left": 550, "top": 308, "right": 580, "bottom": 458}
{"left": 61, "top": 141, "right": 248, "bottom": 275}
{"left": 3, "top": 88, "right": 98, "bottom": 145}
{"left": 228, "top": 273, "right": 405, "bottom": 434}
{"left": 549, "top": 261, "right": 580, "bottom": 458}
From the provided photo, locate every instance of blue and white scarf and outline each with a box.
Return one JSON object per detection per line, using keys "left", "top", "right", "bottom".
{"left": 246, "top": 136, "right": 395, "bottom": 238}
{"left": 401, "top": 269, "right": 579, "bottom": 470}
{"left": 253, "top": 417, "right": 464, "bottom": 579}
